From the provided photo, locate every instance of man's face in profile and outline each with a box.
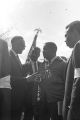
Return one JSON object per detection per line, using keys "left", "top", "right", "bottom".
{"left": 16, "top": 39, "right": 25, "bottom": 54}
{"left": 43, "top": 46, "right": 54, "bottom": 61}
{"left": 65, "top": 28, "right": 77, "bottom": 48}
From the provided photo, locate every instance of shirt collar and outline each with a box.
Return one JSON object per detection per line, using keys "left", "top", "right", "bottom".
{"left": 51, "top": 56, "right": 57, "bottom": 63}
{"left": 11, "top": 49, "right": 17, "bottom": 57}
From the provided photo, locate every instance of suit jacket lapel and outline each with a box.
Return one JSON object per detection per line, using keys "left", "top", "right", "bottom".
{"left": 10, "top": 50, "right": 22, "bottom": 69}
{"left": 16, "top": 55, "right": 22, "bottom": 67}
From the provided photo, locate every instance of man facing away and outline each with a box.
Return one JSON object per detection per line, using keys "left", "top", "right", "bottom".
{"left": 62, "top": 21, "right": 80, "bottom": 120}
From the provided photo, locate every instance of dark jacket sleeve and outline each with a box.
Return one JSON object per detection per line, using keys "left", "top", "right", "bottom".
{"left": 73, "top": 42, "right": 80, "bottom": 68}
{"left": 62, "top": 54, "right": 74, "bottom": 120}
{"left": 61, "top": 60, "right": 68, "bottom": 82}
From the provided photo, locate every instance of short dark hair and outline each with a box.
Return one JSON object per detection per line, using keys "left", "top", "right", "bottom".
{"left": 43, "top": 42, "right": 57, "bottom": 53}
{"left": 11, "top": 36, "right": 24, "bottom": 45}
{"left": 66, "top": 20, "right": 80, "bottom": 34}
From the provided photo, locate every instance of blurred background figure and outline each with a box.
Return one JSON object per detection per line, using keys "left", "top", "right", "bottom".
{"left": 0, "top": 39, "right": 11, "bottom": 120}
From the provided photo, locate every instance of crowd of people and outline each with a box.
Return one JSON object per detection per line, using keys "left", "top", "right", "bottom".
{"left": 0, "top": 20, "right": 80, "bottom": 120}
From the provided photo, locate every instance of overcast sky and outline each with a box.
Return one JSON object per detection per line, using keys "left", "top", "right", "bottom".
{"left": 0, "top": 0, "right": 80, "bottom": 63}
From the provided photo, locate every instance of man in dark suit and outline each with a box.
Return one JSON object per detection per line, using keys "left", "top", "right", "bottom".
{"left": 10, "top": 36, "right": 33, "bottom": 120}
{"left": 40, "top": 42, "right": 67, "bottom": 120}
{"left": 62, "top": 21, "right": 80, "bottom": 120}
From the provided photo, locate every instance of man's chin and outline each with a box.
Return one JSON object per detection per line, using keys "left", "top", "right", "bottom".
{"left": 67, "top": 44, "right": 74, "bottom": 48}
{"left": 66, "top": 42, "right": 74, "bottom": 48}
{"left": 18, "top": 51, "right": 23, "bottom": 54}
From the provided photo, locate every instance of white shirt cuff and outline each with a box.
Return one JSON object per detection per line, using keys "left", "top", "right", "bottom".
{"left": 74, "top": 68, "right": 80, "bottom": 79}
{"left": 0, "top": 75, "right": 11, "bottom": 89}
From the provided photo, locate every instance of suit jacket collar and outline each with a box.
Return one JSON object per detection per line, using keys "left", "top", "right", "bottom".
{"left": 10, "top": 49, "right": 22, "bottom": 67}
{"left": 44, "top": 56, "right": 60, "bottom": 65}
{"left": 51, "top": 56, "right": 57, "bottom": 64}
{"left": 11, "top": 49, "right": 17, "bottom": 57}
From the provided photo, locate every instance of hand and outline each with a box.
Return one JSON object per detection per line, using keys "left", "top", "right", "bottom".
{"left": 34, "top": 74, "right": 41, "bottom": 83}
{"left": 26, "top": 72, "right": 41, "bottom": 82}
{"left": 26, "top": 72, "right": 38, "bottom": 82}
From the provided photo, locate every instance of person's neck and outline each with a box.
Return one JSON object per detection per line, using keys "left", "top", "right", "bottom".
{"left": 48, "top": 55, "right": 56, "bottom": 63}
{"left": 12, "top": 48, "right": 18, "bottom": 54}
{"left": 12, "top": 48, "right": 18, "bottom": 56}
